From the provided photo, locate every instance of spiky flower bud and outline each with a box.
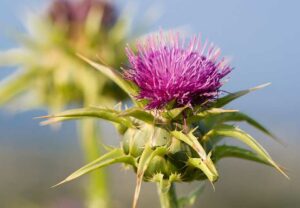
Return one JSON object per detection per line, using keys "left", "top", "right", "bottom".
{"left": 122, "top": 124, "right": 209, "bottom": 182}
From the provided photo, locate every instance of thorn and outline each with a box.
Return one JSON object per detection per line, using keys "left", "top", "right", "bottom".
{"left": 209, "top": 181, "right": 216, "bottom": 191}
{"left": 40, "top": 120, "right": 51, "bottom": 126}
{"left": 251, "top": 82, "right": 271, "bottom": 90}
{"left": 33, "top": 115, "right": 52, "bottom": 119}
{"left": 76, "top": 53, "right": 87, "bottom": 62}
{"left": 51, "top": 180, "right": 66, "bottom": 188}
{"left": 132, "top": 175, "right": 142, "bottom": 208}
{"left": 278, "top": 167, "right": 290, "bottom": 180}
{"left": 95, "top": 54, "right": 110, "bottom": 67}
{"left": 40, "top": 118, "right": 59, "bottom": 126}
{"left": 190, "top": 126, "right": 199, "bottom": 133}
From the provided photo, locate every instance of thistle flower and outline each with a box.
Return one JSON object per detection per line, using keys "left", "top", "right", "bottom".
{"left": 48, "top": 0, "right": 117, "bottom": 34}
{"left": 125, "top": 32, "right": 232, "bottom": 109}
{"left": 40, "top": 31, "right": 287, "bottom": 208}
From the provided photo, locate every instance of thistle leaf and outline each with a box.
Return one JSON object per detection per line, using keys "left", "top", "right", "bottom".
{"left": 53, "top": 148, "right": 134, "bottom": 187}
{"left": 171, "top": 130, "right": 207, "bottom": 160}
{"left": 187, "top": 108, "right": 238, "bottom": 123}
{"left": 202, "top": 124, "right": 288, "bottom": 178}
{"left": 171, "top": 130, "right": 219, "bottom": 182}
{"left": 39, "top": 116, "right": 79, "bottom": 126}
{"left": 0, "top": 69, "right": 37, "bottom": 105}
{"left": 188, "top": 157, "right": 218, "bottom": 182}
{"left": 178, "top": 184, "right": 205, "bottom": 208}
{"left": 209, "top": 111, "right": 281, "bottom": 143}
{"left": 0, "top": 48, "right": 33, "bottom": 66}
{"left": 214, "top": 83, "right": 271, "bottom": 108}
{"left": 77, "top": 54, "right": 138, "bottom": 100}
{"left": 39, "top": 107, "right": 136, "bottom": 128}
{"left": 133, "top": 144, "right": 167, "bottom": 208}
{"left": 204, "top": 108, "right": 238, "bottom": 114}
{"left": 119, "top": 107, "right": 155, "bottom": 124}
{"left": 163, "top": 106, "right": 188, "bottom": 120}
{"left": 213, "top": 145, "right": 270, "bottom": 165}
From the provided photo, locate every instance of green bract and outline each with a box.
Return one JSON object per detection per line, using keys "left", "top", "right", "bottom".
{"left": 42, "top": 58, "right": 288, "bottom": 208}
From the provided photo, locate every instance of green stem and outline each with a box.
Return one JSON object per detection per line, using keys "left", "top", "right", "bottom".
{"left": 80, "top": 119, "right": 110, "bottom": 208}
{"left": 157, "top": 183, "right": 179, "bottom": 208}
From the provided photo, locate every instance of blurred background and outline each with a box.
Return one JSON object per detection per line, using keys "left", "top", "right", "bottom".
{"left": 0, "top": 0, "right": 299, "bottom": 207}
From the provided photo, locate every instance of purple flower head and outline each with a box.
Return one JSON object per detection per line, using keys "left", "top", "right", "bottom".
{"left": 48, "top": 0, "right": 117, "bottom": 32}
{"left": 125, "top": 32, "right": 232, "bottom": 109}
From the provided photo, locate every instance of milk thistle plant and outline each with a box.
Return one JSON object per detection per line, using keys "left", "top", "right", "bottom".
{"left": 42, "top": 32, "right": 287, "bottom": 208}
{"left": 0, "top": 0, "right": 128, "bottom": 111}
{"left": 0, "top": 0, "right": 136, "bottom": 207}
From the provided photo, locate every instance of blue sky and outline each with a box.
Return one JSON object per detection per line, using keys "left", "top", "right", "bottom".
{"left": 0, "top": 0, "right": 299, "bottom": 137}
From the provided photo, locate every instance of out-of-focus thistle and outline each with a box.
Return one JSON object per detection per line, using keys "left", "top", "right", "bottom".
{"left": 0, "top": 0, "right": 134, "bottom": 207}
{"left": 49, "top": 0, "right": 117, "bottom": 29}
{"left": 0, "top": 0, "right": 129, "bottom": 111}
{"left": 48, "top": 0, "right": 118, "bottom": 42}
{"left": 41, "top": 31, "right": 288, "bottom": 208}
